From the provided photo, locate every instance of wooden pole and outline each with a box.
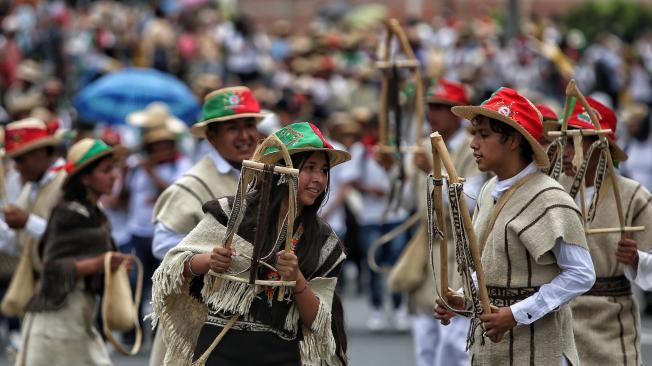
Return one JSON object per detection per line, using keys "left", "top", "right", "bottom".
{"left": 431, "top": 132, "right": 491, "bottom": 315}
{"left": 429, "top": 134, "right": 448, "bottom": 295}
{"left": 567, "top": 81, "right": 628, "bottom": 238}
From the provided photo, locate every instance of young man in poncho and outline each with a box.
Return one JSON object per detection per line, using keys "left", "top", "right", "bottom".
{"left": 560, "top": 97, "right": 652, "bottom": 366}
{"left": 435, "top": 87, "right": 596, "bottom": 366}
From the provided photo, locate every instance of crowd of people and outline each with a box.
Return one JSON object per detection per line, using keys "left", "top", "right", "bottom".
{"left": 1, "top": 1, "right": 652, "bottom": 366}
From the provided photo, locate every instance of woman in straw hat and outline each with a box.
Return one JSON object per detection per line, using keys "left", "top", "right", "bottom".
{"left": 434, "top": 87, "right": 595, "bottom": 366}
{"left": 151, "top": 122, "right": 350, "bottom": 366}
{"left": 15, "top": 138, "right": 130, "bottom": 366}
{"left": 558, "top": 97, "right": 652, "bottom": 366}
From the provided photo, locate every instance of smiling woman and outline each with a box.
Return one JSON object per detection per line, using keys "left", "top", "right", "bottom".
{"left": 151, "top": 122, "right": 352, "bottom": 366}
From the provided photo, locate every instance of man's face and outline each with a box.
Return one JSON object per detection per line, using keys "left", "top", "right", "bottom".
{"left": 13, "top": 147, "right": 50, "bottom": 182}
{"left": 427, "top": 103, "right": 459, "bottom": 135}
{"left": 469, "top": 117, "right": 516, "bottom": 173}
{"left": 562, "top": 135, "right": 597, "bottom": 177}
{"left": 206, "top": 118, "right": 258, "bottom": 163}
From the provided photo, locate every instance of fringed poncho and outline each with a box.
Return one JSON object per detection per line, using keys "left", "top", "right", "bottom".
{"left": 150, "top": 197, "right": 346, "bottom": 366}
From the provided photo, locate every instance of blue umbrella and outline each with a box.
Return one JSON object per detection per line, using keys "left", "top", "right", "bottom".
{"left": 74, "top": 68, "right": 201, "bottom": 125}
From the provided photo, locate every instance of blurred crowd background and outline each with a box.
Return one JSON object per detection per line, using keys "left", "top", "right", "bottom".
{"left": 2, "top": 0, "right": 652, "bottom": 356}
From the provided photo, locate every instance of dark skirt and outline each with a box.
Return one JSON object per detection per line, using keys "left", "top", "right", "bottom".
{"left": 192, "top": 322, "right": 301, "bottom": 366}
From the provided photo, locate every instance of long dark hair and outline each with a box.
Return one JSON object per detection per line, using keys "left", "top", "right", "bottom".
{"left": 62, "top": 156, "right": 112, "bottom": 204}
{"left": 237, "top": 151, "right": 332, "bottom": 277}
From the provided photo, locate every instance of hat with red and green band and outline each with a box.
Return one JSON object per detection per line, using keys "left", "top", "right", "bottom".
{"left": 60, "top": 138, "right": 128, "bottom": 186}
{"left": 262, "top": 122, "right": 350, "bottom": 167}
{"left": 190, "top": 86, "right": 268, "bottom": 138}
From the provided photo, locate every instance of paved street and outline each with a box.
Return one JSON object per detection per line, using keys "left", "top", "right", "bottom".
{"left": 4, "top": 290, "right": 652, "bottom": 365}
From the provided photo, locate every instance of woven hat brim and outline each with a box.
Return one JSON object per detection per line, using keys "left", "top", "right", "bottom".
{"left": 7, "top": 136, "right": 62, "bottom": 159}
{"left": 190, "top": 112, "right": 269, "bottom": 138}
{"left": 452, "top": 106, "right": 550, "bottom": 169}
{"left": 261, "top": 148, "right": 351, "bottom": 169}
{"left": 63, "top": 145, "right": 130, "bottom": 187}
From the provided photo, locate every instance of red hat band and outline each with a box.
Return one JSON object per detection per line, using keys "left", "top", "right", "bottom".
{"left": 480, "top": 87, "right": 543, "bottom": 141}
{"left": 5, "top": 127, "right": 50, "bottom": 154}
{"left": 427, "top": 78, "right": 470, "bottom": 105}
{"left": 535, "top": 103, "right": 558, "bottom": 122}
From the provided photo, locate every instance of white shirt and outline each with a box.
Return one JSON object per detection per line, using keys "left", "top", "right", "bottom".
{"left": 126, "top": 156, "right": 192, "bottom": 238}
{"left": 0, "top": 158, "right": 65, "bottom": 255}
{"left": 151, "top": 149, "right": 239, "bottom": 260}
{"left": 319, "top": 141, "right": 356, "bottom": 235}
{"left": 355, "top": 143, "right": 410, "bottom": 225}
{"left": 625, "top": 251, "right": 652, "bottom": 290}
{"left": 491, "top": 163, "right": 596, "bottom": 325}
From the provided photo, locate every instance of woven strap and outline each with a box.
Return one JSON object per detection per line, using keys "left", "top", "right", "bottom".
{"left": 486, "top": 285, "right": 540, "bottom": 307}
{"left": 584, "top": 275, "right": 632, "bottom": 297}
{"left": 101, "top": 252, "right": 144, "bottom": 356}
{"left": 546, "top": 138, "right": 564, "bottom": 180}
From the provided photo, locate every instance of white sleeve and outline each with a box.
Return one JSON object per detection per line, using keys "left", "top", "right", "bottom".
{"left": 24, "top": 214, "right": 47, "bottom": 240}
{"left": 0, "top": 220, "right": 18, "bottom": 256}
{"left": 510, "top": 240, "right": 595, "bottom": 325}
{"left": 624, "top": 250, "right": 652, "bottom": 291}
{"left": 152, "top": 222, "right": 187, "bottom": 260}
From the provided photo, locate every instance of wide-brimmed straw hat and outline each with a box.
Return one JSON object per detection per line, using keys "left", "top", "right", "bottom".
{"left": 261, "top": 122, "right": 351, "bottom": 168}
{"left": 142, "top": 127, "right": 177, "bottom": 145}
{"left": 16, "top": 60, "right": 43, "bottom": 84}
{"left": 5, "top": 117, "right": 62, "bottom": 158}
{"left": 426, "top": 78, "right": 470, "bottom": 106}
{"left": 127, "top": 102, "right": 187, "bottom": 134}
{"left": 190, "top": 86, "right": 268, "bottom": 138}
{"left": 61, "top": 138, "right": 128, "bottom": 187}
{"left": 452, "top": 87, "right": 549, "bottom": 168}
{"left": 566, "top": 96, "right": 628, "bottom": 161}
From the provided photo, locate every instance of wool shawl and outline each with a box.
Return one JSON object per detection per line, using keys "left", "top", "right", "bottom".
{"left": 26, "top": 200, "right": 114, "bottom": 312}
{"left": 563, "top": 173, "right": 652, "bottom": 366}
{"left": 470, "top": 171, "right": 588, "bottom": 366}
{"left": 150, "top": 197, "right": 346, "bottom": 366}
{"left": 152, "top": 155, "right": 238, "bottom": 235}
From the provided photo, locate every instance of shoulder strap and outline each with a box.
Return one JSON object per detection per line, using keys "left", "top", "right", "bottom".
{"left": 480, "top": 173, "right": 536, "bottom": 253}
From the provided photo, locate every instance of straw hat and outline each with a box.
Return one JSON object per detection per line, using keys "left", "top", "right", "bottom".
{"left": 190, "top": 86, "right": 268, "bottom": 138}
{"left": 5, "top": 117, "right": 62, "bottom": 158}
{"left": 261, "top": 122, "right": 350, "bottom": 168}
{"left": 452, "top": 87, "right": 549, "bottom": 168}
{"left": 62, "top": 138, "right": 128, "bottom": 187}
{"left": 127, "top": 102, "right": 187, "bottom": 134}
{"left": 142, "top": 127, "right": 177, "bottom": 145}
{"left": 16, "top": 60, "right": 43, "bottom": 84}
{"left": 565, "top": 96, "right": 628, "bottom": 161}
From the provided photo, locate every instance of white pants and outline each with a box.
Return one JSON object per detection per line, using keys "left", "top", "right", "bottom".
{"left": 411, "top": 314, "right": 469, "bottom": 366}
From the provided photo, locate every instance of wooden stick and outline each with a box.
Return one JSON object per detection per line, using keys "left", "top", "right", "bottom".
{"left": 430, "top": 134, "right": 449, "bottom": 295}
{"left": 547, "top": 129, "right": 612, "bottom": 137}
{"left": 375, "top": 60, "right": 420, "bottom": 69}
{"left": 242, "top": 160, "right": 299, "bottom": 176}
{"left": 431, "top": 132, "right": 491, "bottom": 315}
{"left": 377, "top": 20, "right": 392, "bottom": 146}
{"left": 586, "top": 226, "right": 646, "bottom": 235}
{"left": 210, "top": 272, "right": 296, "bottom": 287}
{"left": 567, "top": 81, "right": 629, "bottom": 239}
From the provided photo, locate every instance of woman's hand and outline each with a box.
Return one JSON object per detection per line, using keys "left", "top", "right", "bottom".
{"left": 97, "top": 252, "right": 131, "bottom": 273}
{"left": 209, "top": 246, "right": 234, "bottom": 273}
{"left": 276, "top": 250, "right": 300, "bottom": 281}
